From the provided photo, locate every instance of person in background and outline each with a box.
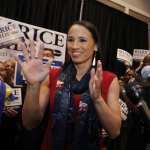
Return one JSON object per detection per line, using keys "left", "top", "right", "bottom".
{"left": 0, "top": 60, "right": 20, "bottom": 150}
{"left": 103, "top": 61, "right": 134, "bottom": 150}
{"left": 0, "top": 61, "right": 7, "bottom": 121}
{"left": 0, "top": 61, "right": 7, "bottom": 81}
{"left": 123, "top": 68, "right": 136, "bottom": 83}
{"left": 135, "top": 53, "right": 150, "bottom": 74}
{"left": 4, "top": 60, "right": 16, "bottom": 86}
{"left": 42, "top": 48, "right": 54, "bottom": 65}
{"left": 18, "top": 20, "right": 121, "bottom": 150}
{"left": 119, "top": 53, "right": 150, "bottom": 150}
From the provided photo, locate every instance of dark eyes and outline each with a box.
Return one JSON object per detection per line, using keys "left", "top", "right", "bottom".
{"left": 67, "top": 37, "right": 87, "bottom": 43}
{"left": 67, "top": 38, "right": 73, "bottom": 42}
{"left": 79, "top": 38, "right": 87, "bottom": 42}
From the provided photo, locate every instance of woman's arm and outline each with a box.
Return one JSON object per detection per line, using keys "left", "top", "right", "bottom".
{"left": 22, "top": 75, "right": 50, "bottom": 130}
{"left": 89, "top": 60, "right": 121, "bottom": 138}
{"left": 17, "top": 42, "right": 50, "bottom": 129}
{"left": 93, "top": 77, "right": 121, "bottom": 138}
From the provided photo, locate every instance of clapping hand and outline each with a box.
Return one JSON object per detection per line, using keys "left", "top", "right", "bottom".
{"left": 89, "top": 60, "right": 103, "bottom": 101}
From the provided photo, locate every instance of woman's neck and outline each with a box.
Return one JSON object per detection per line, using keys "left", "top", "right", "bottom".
{"left": 74, "top": 59, "right": 92, "bottom": 81}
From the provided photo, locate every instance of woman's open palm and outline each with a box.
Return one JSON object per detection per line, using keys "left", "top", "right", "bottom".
{"left": 21, "top": 58, "right": 49, "bottom": 85}
{"left": 17, "top": 41, "right": 49, "bottom": 85}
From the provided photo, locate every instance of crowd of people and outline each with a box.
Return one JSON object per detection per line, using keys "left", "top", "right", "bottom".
{"left": 117, "top": 53, "right": 150, "bottom": 150}
{"left": 0, "top": 20, "right": 150, "bottom": 150}
{"left": 0, "top": 59, "right": 21, "bottom": 149}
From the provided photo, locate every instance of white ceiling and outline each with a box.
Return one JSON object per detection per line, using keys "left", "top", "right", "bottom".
{"left": 122, "top": 0, "right": 150, "bottom": 15}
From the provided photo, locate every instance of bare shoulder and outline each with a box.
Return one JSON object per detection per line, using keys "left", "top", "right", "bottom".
{"left": 107, "top": 76, "right": 120, "bottom": 108}
{"left": 110, "top": 77, "right": 120, "bottom": 90}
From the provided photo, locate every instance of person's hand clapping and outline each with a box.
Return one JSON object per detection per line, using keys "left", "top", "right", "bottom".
{"left": 89, "top": 60, "right": 103, "bottom": 102}
{"left": 16, "top": 41, "right": 49, "bottom": 85}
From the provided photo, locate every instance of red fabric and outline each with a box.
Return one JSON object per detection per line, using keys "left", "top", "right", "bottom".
{"left": 40, "top": 119, "right": 53, "bottom": 150}
{"left": 99, "top": 71, "right": 116, "bottom": 149}
{"left": 41, "top": 69, "right": 116, "bottom": 150}
{"left": 49, "top": 67, "right": 62, "bottom": 113}
{"left": 73, "top": 94, "right": 81, "bottom": 108}
{"left": 101, "top": 71, "right": 116, "bottom": 101}
{"left": 41, "top": 67, "right": 61, "bottom": 150}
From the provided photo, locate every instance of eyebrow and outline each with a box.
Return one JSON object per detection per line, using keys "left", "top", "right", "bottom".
{"left": 67, "top": 35, "right": 88, "bottom": 39}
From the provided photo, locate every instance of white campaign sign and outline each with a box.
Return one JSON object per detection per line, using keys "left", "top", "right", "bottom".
{"left": 117, "top": 48, "right": 133, "bottom": 66}
{"left": 133, "top": 49, "right": 150, "bottom": 61}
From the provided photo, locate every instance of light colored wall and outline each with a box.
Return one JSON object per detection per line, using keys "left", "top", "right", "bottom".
{"left": 121, "top": 0, "right": 150, "bottom": 49}
{"left": 97, "top": 0, "right": 150, "bottom": 49}
{"left": 121, "top": 0, "right": 150, "bottom": 15}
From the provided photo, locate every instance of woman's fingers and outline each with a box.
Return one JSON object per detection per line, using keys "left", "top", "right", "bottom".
{"left": 27, "top": 40, "right": 44, "bottom": 60}
{"left": 19, "top": 41, "right": 30, "bottom": 62}
{"left": 90, "top": 68, "right": 95, "bottom": 90}
{"left": 36, "top": 42, "right": 44, "bottom": 60}
{"left": 90, "top": 60, "right": 103, "bottom": 99}
{"left": 29, "top": 40, "right": 36, "bottom": 59}
{"left": 18, "top": 40, "right": 45, "bottom": 61}
{"left": 96, "top": 60, "right": 102, "bottom": 79}
{"left": 91, "top": 60, "right": 102, "bottom": 86}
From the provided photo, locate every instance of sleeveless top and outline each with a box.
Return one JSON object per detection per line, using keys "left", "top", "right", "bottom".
{"left": 41, "top": 67, "right": 116, "bottom": 150}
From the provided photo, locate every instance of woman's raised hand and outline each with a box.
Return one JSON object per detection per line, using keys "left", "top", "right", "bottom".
{"left": 16, "top": 41, "right": 49, "bottom": 85}
{"left": 89, "top": 60, "right": 103, "bottom": 101}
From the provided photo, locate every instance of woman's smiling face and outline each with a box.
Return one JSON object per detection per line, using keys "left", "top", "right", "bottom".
{"left": 67, "top": 24, "right": 95, "bottom": 65}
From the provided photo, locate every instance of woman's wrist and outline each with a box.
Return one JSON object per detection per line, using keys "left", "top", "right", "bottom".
{"left": 27, "top": 82, "right": 41, "bottom": 89}
{"left": 93, "top": 96, "right": 104, "bottom": 104}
